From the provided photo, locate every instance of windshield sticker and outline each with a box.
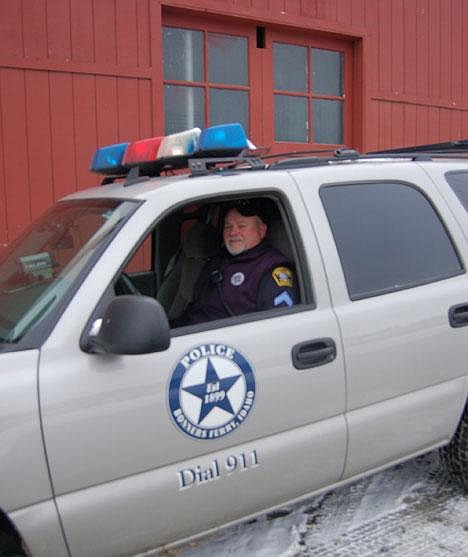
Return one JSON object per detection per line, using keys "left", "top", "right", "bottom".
{"left": 19, "top": 252, "right": 54, "bottom": 279}
{"left": 169, "top": 343, "right": 256, "bottom": 440}
{"left": 101, "top": 209, "right": 115, "bottom": 220}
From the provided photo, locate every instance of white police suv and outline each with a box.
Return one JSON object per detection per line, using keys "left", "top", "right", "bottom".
{"left": 0, "top": 124, "right": 467, "bottom": 557}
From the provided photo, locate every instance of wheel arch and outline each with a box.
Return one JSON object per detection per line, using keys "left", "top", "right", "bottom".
{"left": 0, "top": 509, "right": 28, "bottom": 556}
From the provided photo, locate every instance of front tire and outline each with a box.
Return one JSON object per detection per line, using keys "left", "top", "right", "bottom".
{"left": 0, "top": 530, "right": 26, "bottom": 557}
{"left": 440, "top": 401, "right": 468, "bottom": 491}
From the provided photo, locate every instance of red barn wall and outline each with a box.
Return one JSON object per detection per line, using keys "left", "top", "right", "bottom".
{"left": 1, "top": 0, "right": 468, "bottom": 244}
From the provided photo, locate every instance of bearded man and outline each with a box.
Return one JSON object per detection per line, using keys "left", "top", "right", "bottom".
{"left": 178, "top": 199, "right": 297, "bottom": 326}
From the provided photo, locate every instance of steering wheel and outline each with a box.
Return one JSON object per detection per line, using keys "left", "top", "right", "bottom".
{"left": 115, "top": 272, "right": 141, "bottom": 296}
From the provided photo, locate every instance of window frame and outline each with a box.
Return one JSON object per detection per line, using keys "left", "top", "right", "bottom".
{"left": 107, "top": 190, "right": 313, "bottom": 335}
{"left": 445, "top": 170, "right": 468, "bottom": 212}
{"left": 264, "top": 29, "right": 354, "bottom": 153}
{"left": 162, "top": 14, "right": 262, "bottom": 139}
{"left": 319, "top": 180, "right": 465, "bottom": 301}
{"left": 0, "top": 198, "right": 141, "bottom": 352}
{"left": 161, "top": 12, "right": 355, "bottom": 152}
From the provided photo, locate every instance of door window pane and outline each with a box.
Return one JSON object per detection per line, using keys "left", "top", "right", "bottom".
{"left": 164, "top": 85, "right": 205, "bottom": 135}
{"left": 320, "top": 183, "right": 463, "bottom": 300}
{"left": 273, "top": 41, "right": 345, "bottom": 145}
{"left": 275, "top": 95, "right": 308, "bottom": 142}
{"left": 163, "top": 26, "right": 250, "bottom": 133}
{"left": 163, "top": 27, "right": 204, "bottom": 82}
{"left": 208, "top": 33, "right": 248, "bottom": 86}
{"left": 312, "top": 99, "right": 343, "bottom": 144}
{"left": 312, "top": 49, "right": 343, "bottom": 95}
{"left": 210, "top": 89, "right": 249, "bottom": 133}
{"left": 274, "top": 43, "right": 308, "bottom": 92}
{"left": 445, "top": 171, "right": 468, "bottom": 211}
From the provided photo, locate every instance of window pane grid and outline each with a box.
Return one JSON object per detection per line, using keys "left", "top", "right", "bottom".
{"left": 273, "top": 42, "right": 344, "bottom": 144}
{"left": 273, "top": 43, "right": 308, "bottom": 92}
{"left": 163, "top": 26, "right": 250, "bottom": 134}
{"left": 312, "top": 48, "right": 343, "bottom": 96}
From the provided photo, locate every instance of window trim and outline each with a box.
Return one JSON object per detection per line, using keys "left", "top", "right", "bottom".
{"left": 91, "top": 188, "right": 315, "bottom": 337}
{"left": 319, "top": 179, "right": 466, "bottom": 301}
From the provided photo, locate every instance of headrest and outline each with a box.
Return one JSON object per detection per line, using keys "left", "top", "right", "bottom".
{"left": 268, "top": 219, "right": 293, "bottom": 261}
{"left": 182, "top": 222, "right": 219, "bottom": 259}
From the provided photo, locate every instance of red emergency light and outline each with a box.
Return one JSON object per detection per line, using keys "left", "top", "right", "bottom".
{"left": 122, "top": 136, "right": 164, "bottom": 165}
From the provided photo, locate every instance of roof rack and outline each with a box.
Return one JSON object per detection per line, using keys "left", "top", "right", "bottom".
{"left": 93, "top": 130, "right": 468, "bottom": 186}
{"left": 98, "top": 157, "right": 187, "bottom": 186}
{"left": 370, "top": 139, "right": 468, "bottom": 155}
{"left": 267, "top": 148, "right": 360, "bottom": 170}
{"left": 188, "top": 154, "right": 266, "bottom": 176}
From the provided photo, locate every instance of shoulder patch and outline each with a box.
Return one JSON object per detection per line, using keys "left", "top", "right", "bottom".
{"left": 272, "top": 266, "right": 293, "bottom": 287}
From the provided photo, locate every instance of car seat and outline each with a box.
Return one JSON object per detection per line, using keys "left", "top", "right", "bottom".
{"left": 157, "top": 222, "right": 219, "bottom": 320}
{"left": 267, "top": 218, "right": 294, "bottom": 262}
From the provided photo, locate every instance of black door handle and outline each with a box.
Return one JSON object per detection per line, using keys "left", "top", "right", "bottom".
{"left": 292, "top": 338, "right": 337, "bottom": 369}
{"left": 449, "top": 303, "right": 468, "bottom": 328}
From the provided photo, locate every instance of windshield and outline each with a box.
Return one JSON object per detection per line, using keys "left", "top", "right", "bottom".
{"left": 0, "top": 199, "right": 137, "bottom": 344}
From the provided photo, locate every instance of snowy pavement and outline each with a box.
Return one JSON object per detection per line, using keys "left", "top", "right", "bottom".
{"left": 168, "top": 451, "right": 468, "bottom": 557}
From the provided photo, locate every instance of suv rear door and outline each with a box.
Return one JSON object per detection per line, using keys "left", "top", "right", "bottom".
{"left": 293, "top": 162, "right": 468, "bottom": 479}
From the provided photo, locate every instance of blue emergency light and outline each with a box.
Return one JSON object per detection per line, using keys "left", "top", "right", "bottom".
{"left": 90, "top": 142, "right": 129, "bottom": 174}
{"left": 196, "top": 123, "right": 249, "bottom": 156}
{"left": 89, "top": 123, "right": 254, "bottom": 177}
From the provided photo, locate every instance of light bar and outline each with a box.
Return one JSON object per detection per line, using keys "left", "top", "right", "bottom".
{"left": 90, "top": 124, "right": 255, "bottom": 178}
{"left": 157, "top": 128, "right": 201, "bottom": 159}
{"left": 90, "top": 142, "right": 129, "bottom": 174}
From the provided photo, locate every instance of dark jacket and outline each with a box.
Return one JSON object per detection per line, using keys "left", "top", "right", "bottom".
{"left": 179, "top": 240, "right": 297, "bottom": 325}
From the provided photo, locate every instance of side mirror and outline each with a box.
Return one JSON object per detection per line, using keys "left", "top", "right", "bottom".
{"left": 83, "top": 295, "right": 170, "bottom": 355}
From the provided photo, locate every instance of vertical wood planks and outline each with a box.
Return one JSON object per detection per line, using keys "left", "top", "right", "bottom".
{"left": 0, "top": 1, "right": 24, "bottom": 58}
{"left": 49, "top": 73, "right": 77, "bottom": 199}
{"left": 0, "top": 70, "right": 30, "bottom": 240}
{"left": 73, "top": 74, "right": 98, "bottom": 189}
{"left": 94, "top": 0, "right": 118, "bottom": 66}
{"left": 2, "top": 0, "right": 468, "bottom": 243}
{"left": 25, "top": 71, "right": 54, "bottom": 219}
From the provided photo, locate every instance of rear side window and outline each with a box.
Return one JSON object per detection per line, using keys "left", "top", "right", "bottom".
{"left": 445, "top": 171, "right": 468, "bottom": 211}
{"left": 320, "top": 182, "right": 463, "bottom": 300}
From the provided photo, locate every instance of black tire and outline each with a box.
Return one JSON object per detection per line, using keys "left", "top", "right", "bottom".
{"left": 0, "top": 530, "right": 25, "bottom": 557}
{"left": 440, "top": 401, "right": 468, "bottom": 491}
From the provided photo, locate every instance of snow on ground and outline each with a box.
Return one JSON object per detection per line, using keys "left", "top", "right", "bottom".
{"left": 169, "top": 451, "right": 468, "bottom": 557}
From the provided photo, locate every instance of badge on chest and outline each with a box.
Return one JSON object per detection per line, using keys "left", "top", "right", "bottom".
{"left": 230, "top": 272, "right": 245, "bottom": 286}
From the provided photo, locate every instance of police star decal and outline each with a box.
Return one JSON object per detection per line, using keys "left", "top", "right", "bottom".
{"left": 168, "top": 344, "right": 256, "bottom": 440}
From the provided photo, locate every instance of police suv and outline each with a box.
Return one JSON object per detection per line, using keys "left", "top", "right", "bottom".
{"left": 0, "top": 124, "right": 467, "bottom": 557}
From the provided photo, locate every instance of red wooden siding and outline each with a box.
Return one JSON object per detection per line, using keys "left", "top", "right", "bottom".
{"left": 0, "top": 0, "right": 158, "bottom": 244}
{"left": 1, "top": 0, "right": 468, "bottom": 244}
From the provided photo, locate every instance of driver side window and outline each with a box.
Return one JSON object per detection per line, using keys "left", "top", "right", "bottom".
{"left": 115, "top": 196, "right": 300, "bottom": 329}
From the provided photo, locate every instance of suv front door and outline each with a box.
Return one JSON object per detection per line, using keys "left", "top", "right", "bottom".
{"left": 39, "top": 176, "right": 347, "bottom": 557}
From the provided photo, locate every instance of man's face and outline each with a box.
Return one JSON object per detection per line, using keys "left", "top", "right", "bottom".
{"left": 223, "top": 208, "right": 267, "bottom": 255}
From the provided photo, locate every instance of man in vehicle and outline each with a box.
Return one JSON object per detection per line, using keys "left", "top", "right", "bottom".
{"left": 177, "top": 199, "right": 297, "bottom": 325}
